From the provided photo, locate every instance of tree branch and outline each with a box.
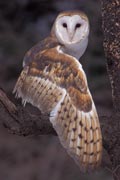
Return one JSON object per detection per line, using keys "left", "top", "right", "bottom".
{"left": 0, "top": 88, "right": 56, "bottom": 136}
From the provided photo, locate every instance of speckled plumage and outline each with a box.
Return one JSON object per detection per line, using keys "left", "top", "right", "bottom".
{"left": 13, "top": 10, "right": 102, "bottom": 172}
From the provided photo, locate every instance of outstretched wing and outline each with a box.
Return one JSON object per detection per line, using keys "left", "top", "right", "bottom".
{"left": 13, "top": 46, "right": 102, "bottom": 172}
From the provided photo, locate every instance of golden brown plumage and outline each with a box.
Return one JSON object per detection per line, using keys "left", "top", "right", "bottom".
{"left": 13, "top": 10, "right": 102, "bottom": 172}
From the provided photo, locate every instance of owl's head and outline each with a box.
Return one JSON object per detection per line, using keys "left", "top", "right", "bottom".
{"left": 52, "top": 11, "right": 90, "bottom": 59}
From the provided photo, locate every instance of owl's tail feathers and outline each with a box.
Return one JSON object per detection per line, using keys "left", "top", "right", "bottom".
{"left": 50, "top": 94, "right": 102, "bottom": 172}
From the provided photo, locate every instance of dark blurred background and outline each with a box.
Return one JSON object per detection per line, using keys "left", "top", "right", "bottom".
{"left": 0, "top": 0, "right": 113, "bottom": 180}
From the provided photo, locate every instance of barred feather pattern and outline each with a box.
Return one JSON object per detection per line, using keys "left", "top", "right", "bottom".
{"left": 50, "top": 91, "right": 102, "bottom": 171}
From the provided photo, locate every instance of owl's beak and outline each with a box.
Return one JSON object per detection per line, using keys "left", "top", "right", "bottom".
{"left": 69, "top": 33, "right": 74, "bottom": 41}
{"left": 69, "top": 31, "right": 74, "bottom": 41}
{"left": 68, "top": 25, "right": 75, "bottom": 42}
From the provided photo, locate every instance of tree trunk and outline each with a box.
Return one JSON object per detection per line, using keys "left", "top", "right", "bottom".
{"left": 101, "top": 0, "right": 120, "bottom": 179}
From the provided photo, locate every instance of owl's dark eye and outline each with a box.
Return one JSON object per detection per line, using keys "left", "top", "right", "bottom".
{"left": 75, "top": 23, "right": 81, "bottom": 29}
{"left": 63, "top": 23, "right": 67, "bottom": 28}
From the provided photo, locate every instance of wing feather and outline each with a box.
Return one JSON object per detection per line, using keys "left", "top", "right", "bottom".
{"left": 14, "top": 46, "right": 102, "bottom": 171}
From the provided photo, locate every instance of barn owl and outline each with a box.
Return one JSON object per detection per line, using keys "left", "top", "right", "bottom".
{"left": 13, "top": 10, "right": 102, "bottom": 172}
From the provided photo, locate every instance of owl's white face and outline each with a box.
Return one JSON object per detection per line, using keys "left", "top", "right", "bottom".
{"left": 55, "top": 14, "right": 89, "bottom": 45}
{"left": 53, "top": 12, "right": 89, "bottom": 59}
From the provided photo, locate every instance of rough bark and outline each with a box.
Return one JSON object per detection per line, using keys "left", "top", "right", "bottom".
{"left": 101, "top": 0, "right": 120, "bottom": 180}
{"left": 101, "top": 0, "right": 120, "bottom": 112}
